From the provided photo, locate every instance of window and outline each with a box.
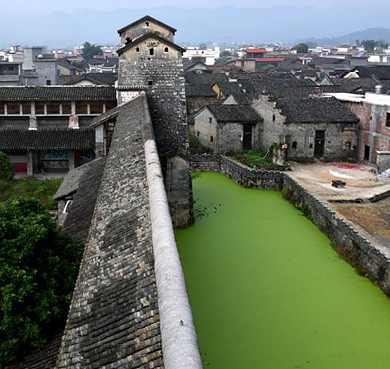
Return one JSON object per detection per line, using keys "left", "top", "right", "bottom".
{"left": 35, "top": 102, "right": 45, "bottom": 114}
{"left": 149, "top": 48, "right": 154, "bottom": 56}
{"left": 136, "top": 47, "right": 140, "bottom": 52}
{"left": 197, "top": 131, "right": 200, "bottom": 137}
{"left": 90, "top": 103, "right": 103, "bottom": 115}
{"left": 272, "top": 114, "right": 276, "bottom": 122}
{"left": 209, "top": 117, "right": 212, "bottom": 123}
{"left": 62, "top": 103, "right": 71, "bottom": 114}
{"left": 7, "top": 104, "right": 20, "bottom": 114}
{"left": 345, "top": 141, "right": 352, "bottom": 150}
{"left": 164, "top": 47, "right": 169, "bottom": 53}
{"left": 76, "top": 102, "right": 88, "bottom": 115}
{"left": 0, "top": 103, "right": 5, "bottom": 114}
{"left": 386, "top": 113, "right": 390, "bottom": 127}
{"left": 46, "top": 103, "right": 60, "bottom": 114}
{"left": 22, "top": 103, "right": 31, "bottom": 115}
{"left": 292, "top": 141, "right": 297, "bottom": 150}
{"left": 148, "top": 80, "right": 153, "bottom": 86}
{"left": 210, "top": 136, "right": 214, "bottom": 143}
{"left": 46, "top": 80, "right": 51, "bottom": 85}
{"left": 145, "top": 21, "right": 150, "bottom": 27}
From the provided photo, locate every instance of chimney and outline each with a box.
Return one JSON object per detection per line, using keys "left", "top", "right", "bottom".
{"left": 375, "top": 85, "right": 383, "bottom": 94}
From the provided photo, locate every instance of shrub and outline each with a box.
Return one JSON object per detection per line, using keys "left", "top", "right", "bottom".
{"left": 0, "top": 197, "right": 83, "bottom": 367}
{"left": 0, "top": 151, "right": 14, "bottom": 182}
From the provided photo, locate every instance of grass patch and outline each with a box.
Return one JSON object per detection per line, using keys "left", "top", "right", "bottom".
{"left": 228, "top": 150, "right": 272, "bottom": 168}
{"left": 0, "top": 178, "right": 63, "bottom": 210}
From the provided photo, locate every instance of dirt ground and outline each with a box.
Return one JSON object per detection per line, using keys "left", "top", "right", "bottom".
{"left": 288, "top": 162, "right": 390, "bottom": 248}
{"left": 332, "top": 198, "right": 390, "bottom": 247}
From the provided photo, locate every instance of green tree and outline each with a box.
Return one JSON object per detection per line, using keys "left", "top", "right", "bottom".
{"left": 292, "top": 43, "right": 309, "bottom": 54}
{"left": 82, "top": 41, "right": 103, "bottom": 59}
{"left": 221, "top": 50, "right": 232, "bottom": 57}
{"left": 361, "top": 40, "right": 377, "bottom": 52}
{"left": 0, "top": 198, "right": 83, "bottom": 368}
{"left": 0, "top": 151, "right": 13, "bottom": 182}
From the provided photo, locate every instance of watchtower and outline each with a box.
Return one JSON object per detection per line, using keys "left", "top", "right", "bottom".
{"left": 117, "top": 15, "right": 193, "bottom": 227}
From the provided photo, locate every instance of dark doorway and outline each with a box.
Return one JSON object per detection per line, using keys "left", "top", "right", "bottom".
{"left": 364, "top": 145, "right": 371, "bottom": 161}
{"left": 243, "top": 125, "right": 252, "bottom": 150}
{"left": 314, "top": 130, "right": 325, "bottom": 158}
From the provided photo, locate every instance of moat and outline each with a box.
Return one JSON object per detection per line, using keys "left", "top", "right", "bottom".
{"left": 175, "top": 172, "right": 390, "bottom": 369}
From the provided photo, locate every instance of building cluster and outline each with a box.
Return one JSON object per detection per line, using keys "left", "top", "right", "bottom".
{"left": 0, "top": 45, "right": 118, "bottom": 87}
{"left": 185, "top": 53, "right": 390, "bottom": 171}
{"left": 1, "top": 18, "right": 390, "bottom": 180}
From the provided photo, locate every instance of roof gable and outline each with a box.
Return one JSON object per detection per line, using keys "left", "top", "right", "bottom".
{"left": 200, "top": 105, "right": 262, "bottom": 123}
{"left": 117, "top": 32, "right": 185, "bottom": 55}
{"left": 118, "top": 15, "right": 176, "bottom": 35}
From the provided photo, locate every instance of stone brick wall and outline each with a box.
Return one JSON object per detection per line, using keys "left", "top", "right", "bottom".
{"left": 220, "top": 156, "right": 285, "bottom": 190}
{"left": 118, "top": 43, "right": 188, "bottom": 155}
{"left": 191, "top": 156, "right": 390, "bottom": 296}
{"left": 253, "top": 95, "right": 358, "bottom": 161}
{"left": 283, "top": 174, "right": 390, "bottom": 296}
{"left": 186, "top": 96, "right": 219, "bottom": 116}
{"left": 118, "top": 33, "right": 193, "bottom": 227}
{"left": 193, "top": 109, "right": 218, "bottom": 152}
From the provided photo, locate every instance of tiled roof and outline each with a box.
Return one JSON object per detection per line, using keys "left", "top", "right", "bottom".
{"left": 206, "top": 104, "right": 262, "bottom": 123}
{"left": 256, "top": 58, "right": 284, "bottom": 62}
{"left": 246, "top": 48, "right": 267, "bottom": 53}
{"left": 57, "top": 94, "right": 163, "bottom": 369}
{"left": 0, "top": 86, "right": 116, "bottom": 101}
{"left": 118, "top": 15, "right": 177, "bottom": 35}
{"left": 63, "top": 73, "right": 117, "bottom": 86}
{"left": 0, "top": 128, "right": 95, "bottom": 150}
{"left": 117, "top": 32, "right": 185, "bottom": 55}
{"left": 185, "top": 71, "right": 229, "bottom": 86}
{"left": 185, "top": 84, "right": 215, "bottom": 97}
{"left": 347, "top": 66, "right": 390, "bottom": 80}
{"left": 276, "top": 97, "right": 360, "bottom": 124}
{"left": 62, "top": 157, "right": 107, "bottom": 242}
{"left": 90, "top": 105, "right": 120, "bottom": 127}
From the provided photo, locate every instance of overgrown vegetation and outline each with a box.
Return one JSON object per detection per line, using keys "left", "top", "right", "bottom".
{"left": 227, "top": 150, "right": 272, "bottom": 167}
{"left": 189, "top": 135, "right": 213, "bottom": 155}
{"left": 0, "top": 198, "right": 83, "bottom": 368}
{"left": 0, "top": 151, "right": 14, "bottom": 182}
{"left": 0, "top": 178, "right": 63, "bottom": 210}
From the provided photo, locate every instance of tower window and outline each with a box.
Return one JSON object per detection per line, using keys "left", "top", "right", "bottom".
{"left": 210, "top": 136, "right": 214, "bottom": 143}
{"left": 164, "top": 47, "right": 169, "bottom": 53}
{"left": 386, "top": 112, "right": 390, "bottom": 127}
{"left": 148, "top": 81, "right": 153, "bottom": 86}
{"left": 292, "top": 141, "right": 297, "bottom": 149}
{"left": 145, "top": 21, "right": 150, "bottom": 27}
{"left": 272, "top": 114, "right": 276, "bottom": 122}
{"left": 136, "top": 47, "right": 140, "bottom": 52}
{"left": 209, "top": 117, "right": 212, "bottom": 123}
{"left": 149, "top": 48, "right": 154, "bottom": 56}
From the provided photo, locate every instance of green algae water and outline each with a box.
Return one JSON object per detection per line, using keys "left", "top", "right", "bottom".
{"left": 175, "top": 172, "right": 390, "bottom": 369}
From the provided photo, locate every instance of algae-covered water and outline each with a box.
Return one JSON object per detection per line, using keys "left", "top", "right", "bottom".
{"left": 175, "top": 172, "right": 390, "bottom": 369}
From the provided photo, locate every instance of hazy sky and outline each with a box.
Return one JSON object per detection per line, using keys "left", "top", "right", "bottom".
{"left": 2, "top": 0, "right": 390, "bottom": 15}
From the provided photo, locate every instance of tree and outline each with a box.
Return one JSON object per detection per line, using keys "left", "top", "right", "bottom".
{"left": 361, "top": 40, "right": 377, "bottom": 52}
{"left": 220, "top": 50, "right": 232, "bottom": 57}
{"left": 82, "top": 41, "right": 103, "bottom": 59}
{"left": 292, "top": 43, "right": 309, "bottom": 54}
{"left": 0, "top": 198, "right": 83, "bottom": 368}
{"left": 0, "top": 151, "right": 13, "bottom": 182}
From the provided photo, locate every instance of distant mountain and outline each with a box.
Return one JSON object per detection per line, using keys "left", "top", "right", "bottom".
{"left": 302, "top": 28, "right": 390, "bottom": 47}
{"left": 2, "top": 6, "right": 390, "bottom": 48}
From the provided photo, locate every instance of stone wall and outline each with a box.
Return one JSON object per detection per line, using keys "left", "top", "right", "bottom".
{"left": 283, "top": 174, "right": 390, "bottom": 296}
{"left": 219, "top": 156, "right": 285, "bottom": 190}
{"left": 192, "top": 156, "right": 390, "bottom": 296}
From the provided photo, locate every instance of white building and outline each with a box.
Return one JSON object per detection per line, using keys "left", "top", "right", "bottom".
{"left": 183, "top": 47, "right": 220, "bottom": 65}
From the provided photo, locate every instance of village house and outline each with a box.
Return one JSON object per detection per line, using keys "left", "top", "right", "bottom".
{"left": 327, "top": 88, "right": 390, "bottom": 171}
{"left": 252, "top": 95, "right": 359, "bottom": 161}
{"left": 0, "top": 86, "right": 116, "bottom": 175}
{"left": 193, "top": 104, "right": 262, "bottom": 153}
